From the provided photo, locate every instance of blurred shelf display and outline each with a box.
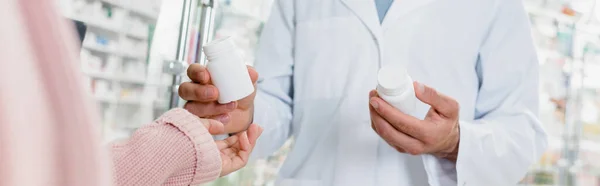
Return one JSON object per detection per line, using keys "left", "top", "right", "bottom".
{"left": 129, "top": 5, "right": 159, "bottom": 20}
{"left": 85, "top": 71, "right": 147, "bottom": 84}
{"left": 60, "top": 0, "right": 172, "bottom": 140}
{"left": 99, "top": 0, "right": 125, "bottom": 7}
{"left": 73, "top": 16, "right": 122, "bottom": 33}
{"left": 97, "top": 0, "right": 159, "bottom": 19}
{"left": 95, "top": 95, "right": 140, "bottom": 105}
{"left": 524, "top": 0, "right": 600, "bottom": 185}
{"left": 525, "top": 4, "right": 580, "bottom": 24}
{"left": 82, "top": 44, "right": 146, "bottom": 60}
{"left": 126, "top": 29, "right": 149, "bottom": 40}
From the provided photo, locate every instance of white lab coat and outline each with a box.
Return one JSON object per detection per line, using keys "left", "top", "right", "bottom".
{"left": 251, "top": 0, "right": 548, "bottom": 185}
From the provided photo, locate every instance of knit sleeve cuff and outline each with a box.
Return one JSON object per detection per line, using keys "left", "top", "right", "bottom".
{"left": 158, "top": 108, "right": 222, "bottom": 184}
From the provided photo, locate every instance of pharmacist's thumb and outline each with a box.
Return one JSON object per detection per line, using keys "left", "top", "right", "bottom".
{"left": 247, "top": 66, "right": 259, "bottom": 84}
{"left": 414, "top": 82, "right": 459, "bottom": 118}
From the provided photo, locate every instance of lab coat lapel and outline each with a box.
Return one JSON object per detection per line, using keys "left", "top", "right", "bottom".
{"left": 340, "top": 0, "right": 382, "bottom": 40}
{"left": 382, "top": 0, "right": 438, "bottom": 29}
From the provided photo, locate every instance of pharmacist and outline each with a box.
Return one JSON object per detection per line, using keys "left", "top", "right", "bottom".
{"left": 179, "top": 0, "right": 549, "bottom": 185}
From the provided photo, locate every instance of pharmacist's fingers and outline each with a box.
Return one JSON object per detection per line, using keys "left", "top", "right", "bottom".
{"left": 179, "top": 82, "right": 219, "bottom": 102}
{"left": 187, "top": 64, "right": 211, "bottom": 84}
{"left": 184, "top": 101, "right": 237, "bottom": 118}
{"left": 247, "top": 66, "right": 259, "bottom": 84}
{"left": 393, "top": 145, "right": 407, "bottom": 153}
{"left": 369, "top": 90, "right": 380, "bottom": 132}
{"left": 369, "top": 90, "right": 379, "bottom": 98}
{"left": 413, "top": 82, "right": 459, "bottom": 118}
{"left": 369, "top": 96, "right": 425, "bottom": 139}
{"left": 370, "top": 106, "right": 425, "bottom": 155}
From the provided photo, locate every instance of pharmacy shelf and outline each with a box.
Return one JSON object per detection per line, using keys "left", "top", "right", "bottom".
{"left": 96, "top": 95, "right": 141, "bottom": 104}
{"left": 525, "top": 4, "right": 580, "bottom": 24}
{"left": 72, "top": 17, "right": 151, "bottom": 40}
{"left": 83, "top": 44, "right": 146, "bottom": 60}
{"left": 98, "top": 0, "right": 158, "bottom": 20}
{"left": 115, "top": 76, "right": 147, "bottom": 84}
{"left": 126, "top": 30, "right": 148, "bottom": 40}
{"left": 84, "top": 44, "right": 116, "bottom": 54}
{"left": 84, "top": 70, "right": 172, "bottom": 87}
{"left": 129, "top": 6, "right": 159, "bottom": 20}
{"left": 580, "top": 139, "right": 600, "bottom": 154}
{"left": 99, "top": 0, "right": 126, "bottom": 7}
{"left": 537, "top": 47, "right": 569, "bottom": 62}
{"left": 549, "top": 135, "right": 600, "bottom": 154}
{"left": 222, "top": 8, "right": 260, "bottom": 20}
{"left": 95, "top": 95, "right": 169, "bottom": 109}
{"left": 85, "top": 71, "right": 146, "bottom": 84}
{"left": 74, "top": 16, "right": 122, "bottom": 33}
{"left": 121, "top": 52, "right": 147, "bottom": 60}
{"left": 154, "top": 100, "right": 169, "bottom": 108}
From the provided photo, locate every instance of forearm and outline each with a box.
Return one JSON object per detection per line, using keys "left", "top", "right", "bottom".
{"left": 110, "top": 109, "right": 222, "bottom": 186}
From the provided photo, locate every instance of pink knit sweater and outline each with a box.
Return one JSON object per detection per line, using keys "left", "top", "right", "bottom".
{"left": 111, "top": 109, "right": 222, "bottom": 186}
{"left": 0, "top": 1, "right": 222, "bottom": 185}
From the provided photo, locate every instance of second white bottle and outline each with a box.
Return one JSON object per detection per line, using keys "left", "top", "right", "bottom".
{"left": 376, "top": 66, "right": 417, "bottom": 114}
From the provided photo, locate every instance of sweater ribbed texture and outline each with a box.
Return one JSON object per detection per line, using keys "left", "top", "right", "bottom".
{"left": 111, "top": 109, "right": 222, "bottom": 186}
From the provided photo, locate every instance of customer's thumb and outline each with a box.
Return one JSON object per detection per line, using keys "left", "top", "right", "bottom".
{"left": 203, "top": 119, "right": 225, "bottom": 135}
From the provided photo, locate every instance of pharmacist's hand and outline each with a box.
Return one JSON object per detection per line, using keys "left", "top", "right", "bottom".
{"left": 216, "top": 124, "right": 263, "bottom": 176}
{"left": 179, "top": 64, "right": 259, "bottom": 133}
{"left": 369, "top": 82, "right": 461, "bottom": 162}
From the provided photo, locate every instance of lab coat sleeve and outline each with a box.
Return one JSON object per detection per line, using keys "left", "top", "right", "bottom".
{"left": 250, "top": 0, "right": 295, "bottom": 159}
{"left": 425, "top": 0, "right": 548, "bottom": 185}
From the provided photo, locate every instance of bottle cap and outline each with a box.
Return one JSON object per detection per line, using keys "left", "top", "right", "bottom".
{"left": 377, "top": 66, "right": 411, "bottom": 96}
{"left": 203, "top": 37, "right": 236, "bottom": 60}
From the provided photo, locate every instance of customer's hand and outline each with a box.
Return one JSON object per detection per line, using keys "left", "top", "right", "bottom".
{"left": 369, "top": 82, "right": 460, "bottom": 162}
{"left": 179, "top": 64, "right": 259, "bottom": 133}
{"left": 216, "top": 124, "right": 263, "bottom": 176}
{"left": 201, "top": 118, "right": 226, "bottom": 135}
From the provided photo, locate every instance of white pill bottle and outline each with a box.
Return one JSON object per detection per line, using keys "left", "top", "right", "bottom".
{"left": 203, "top": 37, "right": 255, "bottom": 104}
{"left": 376, "top": 66, "right": 417, "bottom": 114}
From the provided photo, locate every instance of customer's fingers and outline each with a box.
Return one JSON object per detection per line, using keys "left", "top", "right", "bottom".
{"left": 187, "top": 64, "right": 211, "bottom": 84}
{"left": 216, "top": 134, "right": 239, "bottom": 150}
{"left": 209, "top": 113, "right": 232, "bottom": 125}
{"left": 247, "top": 124, "right": 263, "bottom": 146}
{"left": 184, "top": 101, "right": 236, "bottom": 118}
{"left": 201, "top": 119, "right": 225, "bottom": 135}
{"left": 239, "top": 129, "right": 251, "bottom": 151}
{"left": 179, "top": 82, "right": 219, "bottom": 102}
{"left": 229, "top": 132, "right": 250, "bottom": 167}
